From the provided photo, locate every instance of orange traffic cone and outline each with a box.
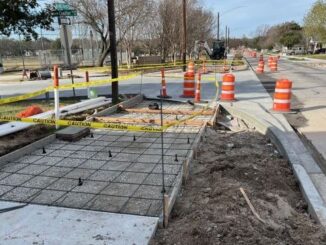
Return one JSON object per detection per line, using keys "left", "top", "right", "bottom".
{"left": 194, "top": 71, "right": 201, "bottom": 103}
{"left": 158, "top": 68, "right": 171, "bottom": 98}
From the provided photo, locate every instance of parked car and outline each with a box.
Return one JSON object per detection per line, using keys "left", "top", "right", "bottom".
{"left": 314, "top": 48, "right": 326, "bottom": 54}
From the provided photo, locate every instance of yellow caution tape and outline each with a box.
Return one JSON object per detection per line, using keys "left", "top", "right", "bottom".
{"left": 0, "top": 88, "right": 50, "bottom": 105}
{"left": 0, "top": 115, "right": 164, "bottom": 133}
{"left": 0, "top": 73, "right": 140, "bottom": 106}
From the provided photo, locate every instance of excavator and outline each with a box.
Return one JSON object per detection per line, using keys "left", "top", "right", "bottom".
{"left": 193, "top": 40, "right": 226, "bottom": 60}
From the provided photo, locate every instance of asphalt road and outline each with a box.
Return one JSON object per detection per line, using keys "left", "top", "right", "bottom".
{"left": 0, "top": 69, "right": 219, "bottom": 102}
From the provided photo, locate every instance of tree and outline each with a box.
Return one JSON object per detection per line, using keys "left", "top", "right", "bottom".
{"left": 158, "top": 0, "right": 214, "bottom": 62}
{"left": 0, "top": 0, "right": 53, "bottom": 40}
{"left": 279, "top": 22, "right": 303, "bottom": 48}
{"left": 67, "top": 0, "right": 155, "bottom": 67}
{"left": 304, "top": 0, "right": 326, "bottom": 43}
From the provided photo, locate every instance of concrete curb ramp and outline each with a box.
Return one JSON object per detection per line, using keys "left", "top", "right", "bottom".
{"left": 222, "top": 104, "right": 326, "bottom": 228}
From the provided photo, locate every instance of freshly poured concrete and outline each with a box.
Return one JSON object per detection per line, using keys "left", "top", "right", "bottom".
{"left": 0, "top": 201, "right": 158, "bottom": 244}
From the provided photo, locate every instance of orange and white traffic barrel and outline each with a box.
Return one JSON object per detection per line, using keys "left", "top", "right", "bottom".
{"left": 220, "top": 73, "right": 235, "bottom": 101}
{"left": 182, "top": 62, "right": 195, "bottom": 98}
{"left": 272, "top": 79, "right": 292, "bottom": 112}
{"left": 270, "top": 59, "right": 278, "bottom": 72}
{"left": 268, "top": 56, "right": 273, "bottom": 67}
{"left": 256, "top": 60, "right": 265, "bottom": 74}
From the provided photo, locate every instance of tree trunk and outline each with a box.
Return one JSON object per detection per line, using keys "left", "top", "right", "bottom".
{"left": 97, "top": 46, "right": 110, "bottom": 67}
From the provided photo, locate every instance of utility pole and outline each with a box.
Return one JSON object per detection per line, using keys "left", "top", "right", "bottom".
{"left": 182, "top": 0, "right": 187, "bottom": 72}
{"left": 90, "top": 30, "right": 95, "bottom": 66}
{"left": 217, "top": 12, "right": 220, "bottom": 40}
{"left": 228, "top": 27, "right": 230, "bottom": 51}
{"left": 225, "top": 25, "right": 228, "bottom": 48}
{"left": 108, "top": 0, "right": 119, "bottom": 104}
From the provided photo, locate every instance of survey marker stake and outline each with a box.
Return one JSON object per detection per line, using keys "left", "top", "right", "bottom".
{"left": 175, "top": 154, "right": 179, "bottom": 162}
{"left": 78, "top": 178, "right": 83, "bottom": 186}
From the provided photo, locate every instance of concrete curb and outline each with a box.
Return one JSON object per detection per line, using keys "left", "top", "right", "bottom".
{"left": 221, "top": 104, "right": 326, "bottom": 228}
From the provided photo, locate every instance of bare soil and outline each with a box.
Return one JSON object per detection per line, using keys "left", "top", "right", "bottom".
{"left": 151, "top": 127, "right": 326, "bottom": 245}
{"left": 0, "top": 125, "right": 54, "bottom": 157}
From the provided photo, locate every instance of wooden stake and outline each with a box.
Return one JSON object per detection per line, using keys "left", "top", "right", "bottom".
{"left": 240, "top": 187, "right": 266, "bottom": 224}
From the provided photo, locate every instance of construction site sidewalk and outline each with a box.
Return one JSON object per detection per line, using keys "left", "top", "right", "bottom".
{"left": 220, "top": 67, "right": 326, "bottom": 227}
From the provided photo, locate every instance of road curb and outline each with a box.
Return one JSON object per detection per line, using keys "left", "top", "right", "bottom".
{"left": 221, "top": 103, "right": 326, "bottom": 228}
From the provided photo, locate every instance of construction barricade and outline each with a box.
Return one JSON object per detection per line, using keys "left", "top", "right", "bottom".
{"left": 256, "top": 60, "right": 265, "bottom": 74}
{"left": 182, "top": 62, "right": 195, "bottom": 98}
{"left": 220, "top": 73, "right": 235, "bottom": 101}
{"left": 272, "top": 79, "right": 292, "bottom": 112}
{"left": 270, "top": 58, "right": 278, "bottom": 72}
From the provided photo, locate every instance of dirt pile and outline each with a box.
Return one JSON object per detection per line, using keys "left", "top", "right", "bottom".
{"left": 152, "top": 128, "right": 326, "bottom": 245}
{"left": 0, "top": 125, "right": 53, "bottom": 157}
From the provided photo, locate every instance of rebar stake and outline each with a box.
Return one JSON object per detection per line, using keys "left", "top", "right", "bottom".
{"left": 78, "top": 177, "right": 83, "bottom": 186}
{"left": 42, "top": 147, "right": 46, "bottom": 154}
{"left": 90, "top": 133, "right": 94, "bottom": 138}
{"left": 175, "top": 154, "right": 179, "bottom": 162}
{"left": 109, "top": 150, "right": 112, "bottom": 157}
{"left": 187, "top": 137, "right": 190, "bottom": 144}
{"left": 133, "top": 135, "right": 136, "bottom": 141}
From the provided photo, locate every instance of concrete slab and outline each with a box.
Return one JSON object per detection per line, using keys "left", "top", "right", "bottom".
{"left": 0, "top": 201, "right": 158, "bottom": 245}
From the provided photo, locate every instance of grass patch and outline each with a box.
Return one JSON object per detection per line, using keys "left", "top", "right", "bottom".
{"left": 288, "top": 57, "right": 305, "bottom": 61}
{"left": 0, "top": 99, "right": 80, "bottom": 117}
{"left": 300, "top": 54, "right": 326, "bottom": 60}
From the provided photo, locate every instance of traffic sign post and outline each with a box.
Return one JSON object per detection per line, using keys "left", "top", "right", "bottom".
{"left": 52, "top": 3, "right": 77, "bottom": 97}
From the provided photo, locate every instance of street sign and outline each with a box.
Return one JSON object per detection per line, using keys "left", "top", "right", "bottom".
{"left": 53, "top": 2, "right": 77, "bottom": 17}
{"left": 54, "top": 2, "right": 72, "bottom": 11}
{"left": 53, "top": 10, "right": 77, "bottom": 17}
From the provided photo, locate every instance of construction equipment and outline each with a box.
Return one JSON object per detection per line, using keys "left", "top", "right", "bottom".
{"left": 193, "top": 40, "right": 226, "bottom": 60}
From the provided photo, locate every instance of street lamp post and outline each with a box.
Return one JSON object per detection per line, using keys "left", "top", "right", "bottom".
{"left": 108, "top": 0, "right": 119, "bottom": 104}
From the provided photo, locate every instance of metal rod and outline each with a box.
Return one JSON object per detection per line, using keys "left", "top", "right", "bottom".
{"left": 160, "top": 89, "right": 166, "bottom": 227}
{"left": 108, "top": 0, "right": 119, "bottom": 104}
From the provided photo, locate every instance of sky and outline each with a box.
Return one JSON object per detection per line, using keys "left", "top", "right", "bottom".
{"left": 202, "top": 0, "right": 317, "bottom": 38}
